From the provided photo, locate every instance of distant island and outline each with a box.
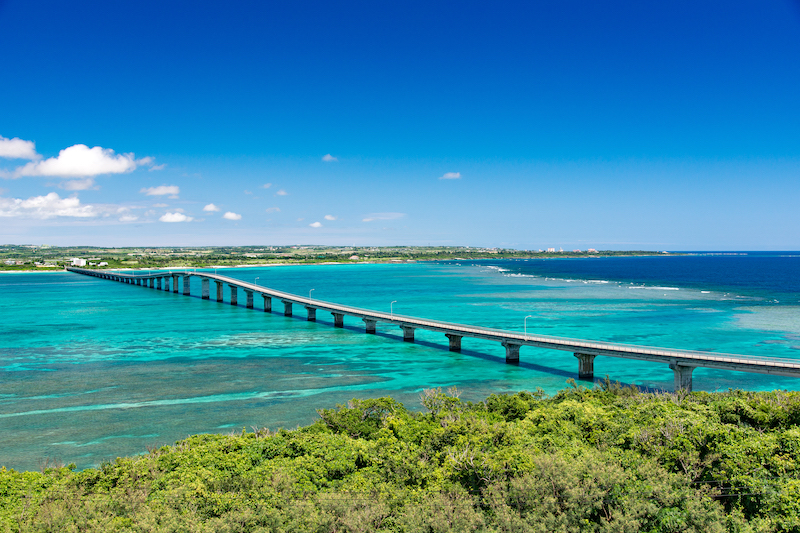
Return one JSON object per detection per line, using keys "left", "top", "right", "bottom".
{"left": 0, "top": 245, "right": 673, "bottom": 271}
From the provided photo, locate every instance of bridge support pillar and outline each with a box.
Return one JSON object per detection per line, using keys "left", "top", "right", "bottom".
{"left": 363, "top": 318, "right": 377, "bottom": 334}
{"left": 245, "top": 290, "right": 254, "bottom": 309}
{"left": 182, "top": 275, "right": 191, "bottom": 296}
{"left": 262, "top": 295, "right": 272, "bottom": 312}
{"left": 172, "top": 275, "right": 179, "bottom": 293}
{"left": 574, "top": 353, "right": 596, "bottom": 381}
{"left": 305, "top": 306, "right": 316, "bottom": 321}
{"left": 156, "top": 277, "right": 162, "bottom": 290}
{"left": 332, "top": 312, "right": 344, "bottom": 327}
{"left": 401, "top": 326, "right": 415, "bottom": 342}
{"left": 201, "top": 278, "right": 210, "bottom": 299}
{"left": 148, "top": 278, "right": 154, "bottom": 288}
{"left": 229, "top": 285, "right": 238, "bottom": 306}
{"left": 502, "top": 341, "right": 520, "bottom": 363}
{"left": 137, "top": 278, "right": 142, "bottom": 286}
{"left": 282, "top": 300, "right": 293, "bottom": 316}
{"left": 216, "top": 281, "right": 224, "bottom": 302}
{"left": 446, "top": 334, "right": 462, "bottom": 352}
{"left": 163, "top": 277, "right": 169, "bottom": 290}
{"left": 669, "top": 362, "right": 695, "bottom": 392}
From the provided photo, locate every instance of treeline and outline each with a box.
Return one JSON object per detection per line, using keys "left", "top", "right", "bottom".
{"left": 3, "top": 382, "right": 799, "bottom": 532}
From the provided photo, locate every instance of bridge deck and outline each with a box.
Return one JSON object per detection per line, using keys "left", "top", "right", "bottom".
{"left": 66, "top": 267, "right": 800, "bottom": 389}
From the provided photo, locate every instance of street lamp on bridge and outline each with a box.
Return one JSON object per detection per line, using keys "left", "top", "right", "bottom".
{"left": 524, "top": 315, "right": 534, "bottom": 341}
{"left": 390, "top": 300, "right": 397, "bottom": 319}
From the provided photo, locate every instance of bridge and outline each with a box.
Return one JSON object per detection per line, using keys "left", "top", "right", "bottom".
{"left": 67, "top": 267, "right": 800, "bottom": 392}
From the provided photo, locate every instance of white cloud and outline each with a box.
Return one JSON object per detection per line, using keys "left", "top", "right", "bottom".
{"left": 0, "top": 136, "right": 40, "bottom": 160}
{"left": 276, "top": 189, "right": 288, "bottom": 196}
{"left": 141, "top": 185, "right": 180, "bottom": 197}
{"left": 15, "top": 144, "right": 139, "bottom": 178}
{"left": 136, "top": 156, "right": 154, "bottom": 166}
{"left": 119, "top": 215, "right": 139, "bottom": 222}
{"left": 262, "top": 183, "right": 272, "bottom": 189}
{"left": 324, "top": 215, "right": 337, "bottom": 221}
{"left": 58, "top": 178, "right": 97, "bottom": 191}
{"left": 223, "top": 212, "right": 242, "bottom": 220}
{"left": 362, "top": 212, "right": 406, "bottom": 222}
{"left": 439, "top": 172, "right": 461, "bottom": 180}
{"left": 0, "top": 192, "right": 98, "bottom": 219}
{"left": 203, "top": 203, "right": 220, "bottom": 212}
{"left": 266, "top": 207, "right": 281, "bottom": 213}
{"left": 152, "top": 203, "right": 168, "bottom": 208}
{"left": 322, "top": 154, "right": 338, "bottom": 162}
{"left": 309, "top": 221, "right": 322, "bottom": 228}
{"left": 159, "top": 212, "right": 192, "bottom": 222}
{"left": 149, "top": 163, "right": 166, "bottom": 171}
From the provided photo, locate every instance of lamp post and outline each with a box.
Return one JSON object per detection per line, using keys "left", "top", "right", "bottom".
{"left": 390, "top": 300, "right": 397, "bottom": 319}
{"left": 255, "top": 277, "right": 260, "bottom": 286}
{"left": 309, "top": 288, "right": 315, "bottom": 298}
{"left": 524, "top": 315, "right": 534, "bottom": 341}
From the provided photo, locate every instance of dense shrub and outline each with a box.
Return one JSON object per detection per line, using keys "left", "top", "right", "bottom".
{"left": 3, "top": 385, "right": 800, "bottom": 532}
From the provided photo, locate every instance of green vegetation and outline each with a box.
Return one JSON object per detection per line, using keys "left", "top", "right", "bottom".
{"left": 4, "top": 383, "right": 799, "bottom": 531}
{"left": 0, "top": 244, "right": 671, "bottom": 271}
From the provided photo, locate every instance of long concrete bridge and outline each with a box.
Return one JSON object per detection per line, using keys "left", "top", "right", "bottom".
{"left": 67, "top": 267, "right": 800, "bottom": 391}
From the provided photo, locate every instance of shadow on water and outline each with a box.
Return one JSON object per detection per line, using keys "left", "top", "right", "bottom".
{"left": 163, "top": 290, "right": 663, "bottom": 393}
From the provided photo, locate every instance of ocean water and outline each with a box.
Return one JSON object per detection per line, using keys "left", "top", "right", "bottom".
{"left": 1, "top": 253, "right": 799, "bottom": 471}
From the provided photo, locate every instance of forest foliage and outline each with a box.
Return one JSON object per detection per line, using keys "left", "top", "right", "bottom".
{"left": 3, "top": 382, "right": 800, "bottom": 532}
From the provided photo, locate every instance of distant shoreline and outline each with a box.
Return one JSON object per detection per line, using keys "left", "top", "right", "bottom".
{"left": 0, "top": 254, "right": 679, "bottom": 274}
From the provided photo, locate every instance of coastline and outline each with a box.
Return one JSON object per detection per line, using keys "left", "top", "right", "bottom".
{"left": 0, "top": 253, "right": 679, "bottom": 274}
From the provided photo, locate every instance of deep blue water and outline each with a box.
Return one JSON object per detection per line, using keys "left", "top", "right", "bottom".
{"left": 1, "top": 254, "right": 799, "bottom": 470}
{"left": 480, "top": 252, "right": 800, "bottom": 300}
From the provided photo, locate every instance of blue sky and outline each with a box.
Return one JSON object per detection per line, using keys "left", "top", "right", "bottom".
{"left": 1, "top": 0, "right": 799, "bottom": 250}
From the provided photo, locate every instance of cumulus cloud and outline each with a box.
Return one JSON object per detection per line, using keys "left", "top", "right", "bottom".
{"left": 0, "top": 136, "right": 40, "bottom": 160}
{"left": 322, "top": 154, "right": 338, "bottom": 162}
{"left": 309, "top": 221, "right": 322, "bottom": 228}
{"left": 439, "top": 172, "right": 461, "bottom": 180}
{"left": 149, "top": 163, "right": 166, "bottom": 171}
{"left": 0, "top": 192, "right": 99, "bottom": 219}
{"left": 14, "top": 144, "right": 139, "bottom": 178}
{"left": 159, "top": 212, "right": 192, "bottom": 222}
{"left": 324, "top": 215, "right": 337, "bottom": 220}
{"left": 141, "top": 185, "right": 180, "bottom": 198}
{"left": 265, "top": 207, "right": 281, "bottom": 213}
{"left": 58, "top": 178, "right": 97, "bottom": 191}
{"left": 362, "top": 212, "right": 406, "bottom": 222}
{"left": 203, "top": 203, "right": 220, "bottom": 212}
{"left": 262, "top": 183, "right": 272, "bottom": 189}
{"left": 276, "top": 189, "right": 288, "bottom": 196}
{"left": 223, "top": 212, "right": 242, "bottom": 220}
{"left": 119, "top": 215, "right": 139, "bottom": 222}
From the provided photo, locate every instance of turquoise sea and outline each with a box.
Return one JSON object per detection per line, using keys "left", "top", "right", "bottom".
{"left": 2, "top": 254, "right": 800, "bottom": 471}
